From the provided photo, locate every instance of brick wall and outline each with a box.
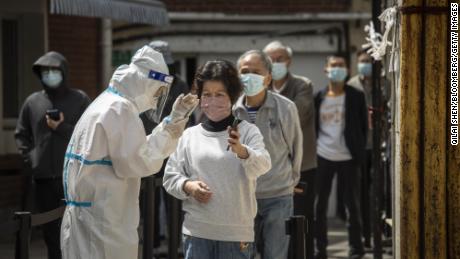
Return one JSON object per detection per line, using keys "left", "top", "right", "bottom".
{"left": 48, "top": 15, "right": 101, "bottom": 99}
{"left": 162, "top": 0, "right": 350, "bottom": 13}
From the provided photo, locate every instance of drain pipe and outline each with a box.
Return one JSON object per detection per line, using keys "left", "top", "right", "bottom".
{"left": 101, "top": 19, "right": 112, "bottom": 92}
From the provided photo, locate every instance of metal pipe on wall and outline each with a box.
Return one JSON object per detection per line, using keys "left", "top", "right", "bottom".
{"left": 101, "top": 18, "right": 112, "bottom": 90}
{"left": 371, "top": 0, "right": 383, "bottom": 258}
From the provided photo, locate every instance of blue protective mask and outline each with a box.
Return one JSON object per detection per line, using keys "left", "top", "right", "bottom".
{"left": 41, "top": 69, "right": 63, "bottom": 88}
{"left": 327, "top": 67, "right": 348, "bottom": 83}
{"left": 272, "top": 62, "right": 288, "bottom": 81}
{"left": 358, "top": 62, "right": 372, "bottom": 77}
{"left": 240, "top": 73, "right": 265, "bottom": 96}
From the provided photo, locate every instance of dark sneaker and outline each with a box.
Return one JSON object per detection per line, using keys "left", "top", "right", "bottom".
{"left": 314, "top": 253, "right": 327, "bottom": 259}
{"left": 350, "top": 252, "right": 365, "bottom": 259}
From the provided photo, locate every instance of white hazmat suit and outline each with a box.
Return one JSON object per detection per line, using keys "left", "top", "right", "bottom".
{"left": 60, "top": 46, "right": 197, "bottom": 259}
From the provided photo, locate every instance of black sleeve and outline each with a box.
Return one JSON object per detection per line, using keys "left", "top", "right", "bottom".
{"left": 54, "top": 122, "right": 73, "bottom": 139}
{"left": 314, "top": 91, "right": 322, "bottom": 136}
{"left": 14, "top": 101, "right": 33, "bottom": 165}
{"left": 55, "top": 92, "right": 91, "bottom": 139}
{"left": 359, "top": 91, "right": 368, "bottom": 141}
{"left": 80, "top": 93, "right": 91, "bottom": 112}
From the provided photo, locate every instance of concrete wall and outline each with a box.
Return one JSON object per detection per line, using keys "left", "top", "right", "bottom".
{"left": 194, "top": 52, "right": 332, "bottom": 93}
{"left": 115, "top": 32, "right": 340, "bottom": 93}
{"left": 348, "top": 0, "right": 371, "bottom": 76}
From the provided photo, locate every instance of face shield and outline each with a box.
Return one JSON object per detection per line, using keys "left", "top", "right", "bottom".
{"left": 144, "top": 69, "right": 174, "bottom": 124}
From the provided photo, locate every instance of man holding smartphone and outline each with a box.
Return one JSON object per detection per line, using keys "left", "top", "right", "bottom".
{"left": 15, "top": 51, "right": 90, "bottom": 259}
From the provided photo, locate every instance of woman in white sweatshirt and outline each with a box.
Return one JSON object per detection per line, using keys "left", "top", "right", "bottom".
{"left": 163, "top": 60, "right": 271, "bottom": 259}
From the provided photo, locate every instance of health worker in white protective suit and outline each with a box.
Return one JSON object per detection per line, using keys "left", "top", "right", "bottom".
{"left": 60, "top": 45, "right": 198, "bottom": 259}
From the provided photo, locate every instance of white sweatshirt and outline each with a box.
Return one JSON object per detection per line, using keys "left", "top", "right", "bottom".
{"left": 163, "top": 120, "right": 271, "bottom": 242}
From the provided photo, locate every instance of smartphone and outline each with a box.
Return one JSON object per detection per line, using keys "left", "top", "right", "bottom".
{"left": 46, "top": 109, "right": 61, "bottom": 121}
{"left": 230, "top": 118, "right": 239, "bottom": 131}
{"left": 227, "top": 118, "right": 239, "bottom": 151}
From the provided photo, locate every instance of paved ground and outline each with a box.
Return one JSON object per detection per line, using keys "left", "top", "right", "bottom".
{"left": 325, "top": 219, "right": 392, "bottom": 259}
{"left": 0, "top": 218, "right": 393, "bottom": 259}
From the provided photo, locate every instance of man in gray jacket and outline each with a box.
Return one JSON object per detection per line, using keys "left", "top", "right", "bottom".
{"left": 264, "top": 41, "right": 316, "bottom": 259}
{"left": 234, "top": 50, "right": 303, "bottom": 259}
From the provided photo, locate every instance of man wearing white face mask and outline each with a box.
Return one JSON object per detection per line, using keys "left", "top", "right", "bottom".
{"left": 347, "top": 49, "right": 374, "bottom": 248}
{"left": 347, "top": 49, "right": 391, "bottom": 248}
{"left": 263, "top": 40, "right": 317, "bottom": 259}
{"left": 348, "top": 49, "right": 373, "bottom": 118}
{"left": 15, "top": 51, "right": 91, "bottom": 259}
{"left": 59, "top": 45, "right": 198, "bottom": 259}
{"left": 314, "top": 54, "right": 367, "bottom": 259}
{"left": 234, "top": 50, "right": 303, "bottom": 259}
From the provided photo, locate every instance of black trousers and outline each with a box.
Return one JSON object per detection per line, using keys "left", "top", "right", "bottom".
{"left": 34, "top": 178, "right": 63, "bottom": 259}
{"left": 152, "top": 162, "right": 182, "bottom": 249}
{"left": 153, "top": 186, "right": 182, "bottom": 248}
{"left": 314, "top": 156, "right": 363, "bottom": 257}
{"left": 361, "top": 150, "right": 372, "bottom": 246}
{"left": 293, "top": 169, "right": 316, "bottom": 259}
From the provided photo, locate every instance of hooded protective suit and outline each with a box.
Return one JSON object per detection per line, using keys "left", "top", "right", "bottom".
{"left": 60, "top": 46, "right": 193, "bottom": 259}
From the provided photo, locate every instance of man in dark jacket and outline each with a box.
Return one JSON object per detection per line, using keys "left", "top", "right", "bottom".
{"left": 15, "top": 51, "right": 90, "bottom": 259}
{"left": 263, "top": 40, "right": 317, "bottom": 259}
{"left": 314, "top": 54, "right": 367, "bottom": 259}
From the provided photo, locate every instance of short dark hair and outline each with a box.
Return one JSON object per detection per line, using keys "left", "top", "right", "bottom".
{"left": 356, "top": 48, "right": 371, "bottom": 58}
{"left": 325, "top": 53, "right": 348, "bottom": 66}
{"left": 194, "top": 60, "right": 243, "bottom": 105}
